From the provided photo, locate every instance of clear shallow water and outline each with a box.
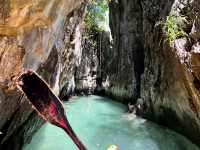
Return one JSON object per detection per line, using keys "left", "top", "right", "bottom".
{"left": 23, "top": 96, "right": 200, "bottom": 150}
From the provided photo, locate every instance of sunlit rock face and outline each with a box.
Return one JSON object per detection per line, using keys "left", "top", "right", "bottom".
{"left": 108, "top": 0, "right": 200, "bottom": 146}
{"left": 0, "top": 0, "right": 84, "bottom": 149}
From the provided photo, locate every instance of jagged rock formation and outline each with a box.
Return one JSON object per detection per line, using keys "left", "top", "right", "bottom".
{"left": 0, "top": 0, "right": 84, "bottom": 149}
{"left": 107, "top": 0, "right": 200, "bottom": 146}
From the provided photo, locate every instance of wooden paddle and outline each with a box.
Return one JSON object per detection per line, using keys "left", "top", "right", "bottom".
{"left": 16, "top": 70, "right": 87, "bottom": 150}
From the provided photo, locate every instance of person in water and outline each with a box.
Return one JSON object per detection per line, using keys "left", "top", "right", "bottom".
{"left": 128, "top": 102, "right": 136, "bottom": 113}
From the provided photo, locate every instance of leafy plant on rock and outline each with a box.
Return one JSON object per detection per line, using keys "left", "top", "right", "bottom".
{"left": 164, "top": 14, "right": 189, "bottom": 45}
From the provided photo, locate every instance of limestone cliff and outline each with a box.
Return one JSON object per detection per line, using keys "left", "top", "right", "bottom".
{"left": 0, "top": 0, "right": 84, "bottom": 149}
{"left": 107, "top": 0, "right": 200, "bottom": 146}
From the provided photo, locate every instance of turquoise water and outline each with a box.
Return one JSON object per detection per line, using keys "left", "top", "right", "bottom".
{"left": 23, "top": 96, "right": 200, "bottom": 150}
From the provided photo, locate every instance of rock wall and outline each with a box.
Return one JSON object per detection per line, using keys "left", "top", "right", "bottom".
{"left": 0, "top": 0, "right": 85, "bottom": 149}
{"left": 108, "top": 0, "right": 200, "bottom": 146}
{"left": 107, "top": 0, "right": 144, "bottom": 103}
{"left": 141, "top": 0, "right": 200, "bottom": 146}
{"left": 74, "top": 29, "right": 99, "bottom": 94}
{"left": 75, "top": 30, "right": 111, "bottom": 95}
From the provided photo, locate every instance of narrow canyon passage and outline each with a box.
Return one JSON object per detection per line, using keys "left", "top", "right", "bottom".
{"left": 23, "top": 96, "right": 200, "bottom": 150}
{"left": 0, "top": 0, "right": 200, "bottom": 149}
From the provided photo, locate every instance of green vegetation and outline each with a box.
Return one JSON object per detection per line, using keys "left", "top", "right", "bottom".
{"left": 82, "top": 0, "right": 109, "bottom": 52}
{"left": 164, "top": 14, "right": 189, "bottom": 45}
{"left": 84, "top": 0, "right": 109, "bottom": 32}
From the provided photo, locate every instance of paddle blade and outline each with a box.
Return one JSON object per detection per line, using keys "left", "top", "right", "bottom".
{"left": 16, "top": 70, "right": 87, "bottom": 150}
